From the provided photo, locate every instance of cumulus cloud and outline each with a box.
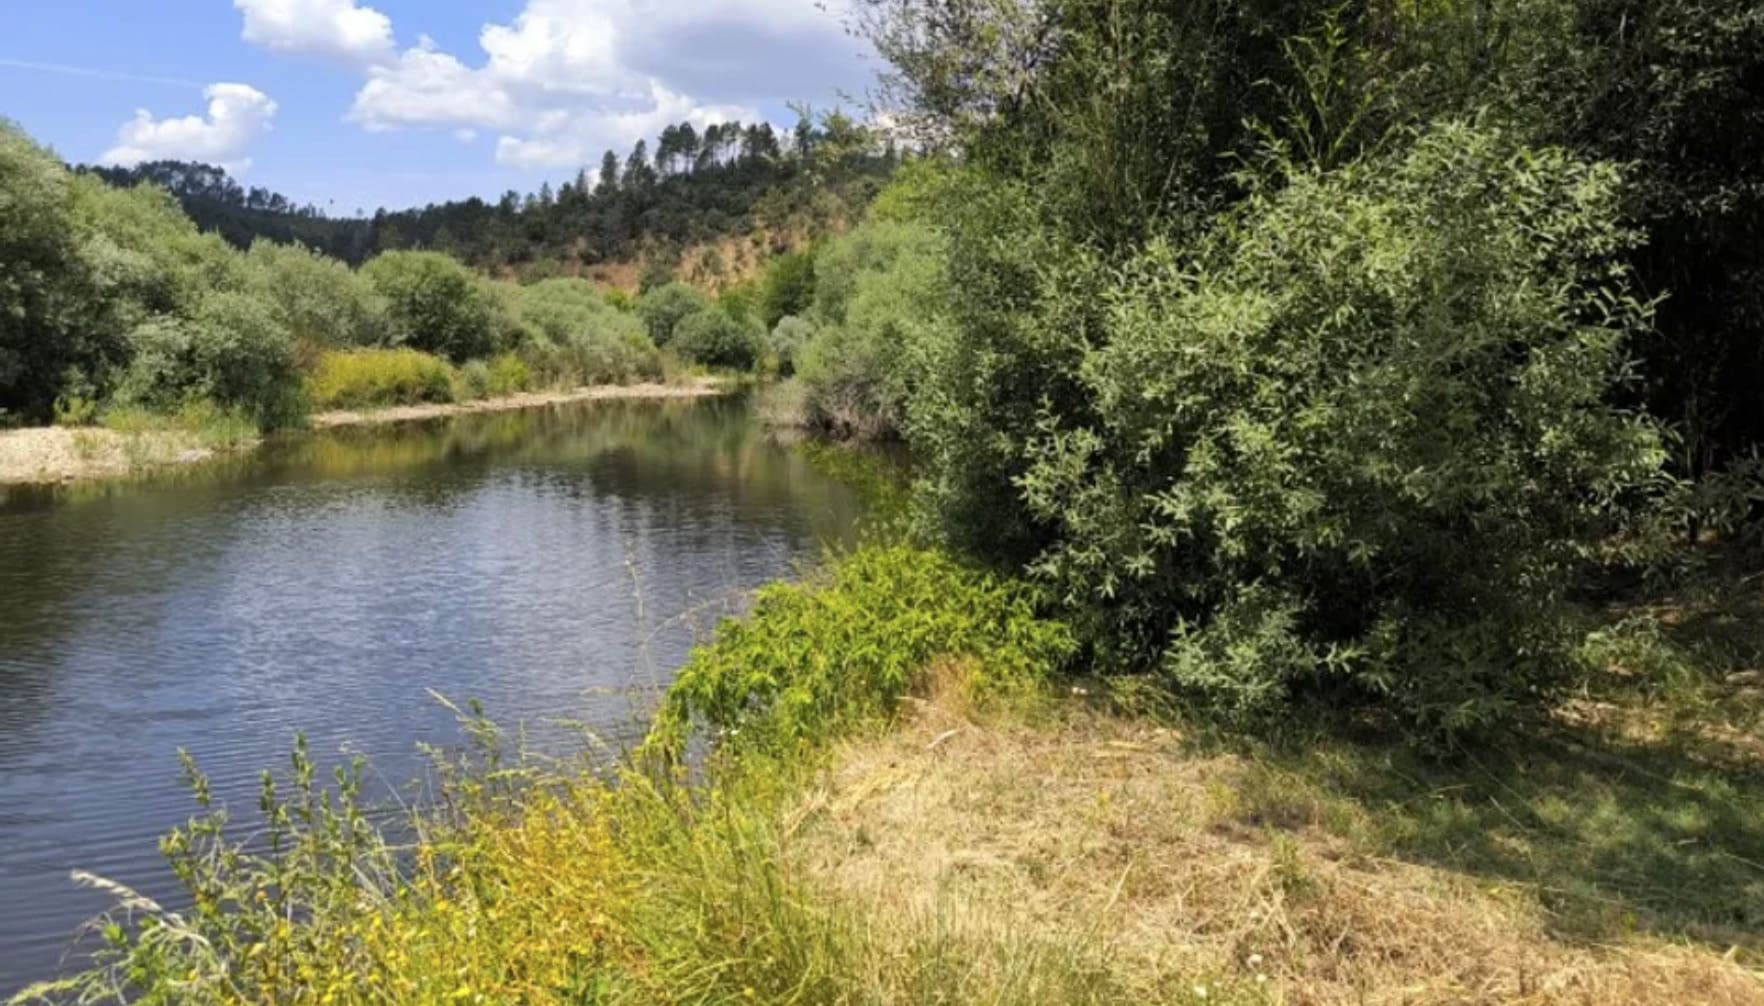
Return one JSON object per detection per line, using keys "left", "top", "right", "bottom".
{"left": 347, "top": 38, "right": 523, "bottom": 132}
{"left": 101, "top": 83, "right": 278, "bottom": 172}
{"left": 493, "top": 82, "right": 753, "bottom": 168}
{"left": 234, "top": 0, "right": 395, "bottom": 67}
{"left": 243, "top": 0, "right": 871, "bottom": 172}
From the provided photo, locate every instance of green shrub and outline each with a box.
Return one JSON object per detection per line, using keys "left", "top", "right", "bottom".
{"left": 951, "top": 124, "right": 1666, "bottom": 739}
{"left": 507, "top": 278, "right": 661, "bottom": 385}
{"left": 245, "top": 241, "right": 386, "bottom": 347}
{"left": 716, "top": 278, "right": 762, "bottom": 325}
{"left": 305, "top": 347, "right": 455, "bottom": 410}
{"left": 361, "top": 251, "right": 496, "bottom": 362}
{"left": 115, "top": 292, "right": 305, "bottom": 429}
{"left": 768, "top": 315, "right": 815, "bottom": 375}
{"left": 645, "top": 545, "right": 1074, "bottom": 758}
{"left": 0, "top": 125, "right": 118, "bottom": 422}
{"left": 485, "top": 352, "right": 531, "bottom": 397}
{"left": 635, "top": 281, "right": 711, "bottom": 348}
{"left": 670, "top": 308, "right": 762, "bottom": 371}
{"left": 812, "top": 221, "right": 933, "bottom": 327}
{"left": 52, "top": 391, "right": 100, "bottom": 427}
{"left": 796, "top": 221, "right": 950, "bottom": 439}
{"left": 455, "top": 358, "right": 491, "bottom": 401}
{"left": 759, "top": 248, "right": 816, "bottom": 328}
{"left": 68, "top": 173, "right": 246, "bottom": 321}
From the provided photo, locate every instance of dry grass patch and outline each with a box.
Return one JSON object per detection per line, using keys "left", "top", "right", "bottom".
{"left": 0, "top": 426, "right": 220, "bottom": 484}
{"left": 791, "top": 696, "right": 1764, "bottom": 1006}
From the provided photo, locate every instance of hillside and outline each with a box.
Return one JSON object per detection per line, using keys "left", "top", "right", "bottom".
{"left": 82, "top": 111, "right": 896, "bottom": 285}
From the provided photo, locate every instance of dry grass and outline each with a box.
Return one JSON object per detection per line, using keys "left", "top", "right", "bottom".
{"left": 0, "top": 426, "right": 220, "bottom": 485}
{"left": 790, "top": 686, "right": 1764, "bottom": 1006}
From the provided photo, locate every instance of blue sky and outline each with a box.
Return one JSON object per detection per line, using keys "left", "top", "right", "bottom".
{"left": 0, "top": 1, "right": 878, "bottom": 212}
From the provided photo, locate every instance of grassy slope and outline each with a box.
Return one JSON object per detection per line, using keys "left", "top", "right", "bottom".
{"left": 799, "top": 682, "right": 1763, "bottom": 1005}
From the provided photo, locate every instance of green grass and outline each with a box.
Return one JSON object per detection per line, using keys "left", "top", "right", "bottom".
{"left": 103, "top": 399, "right": 261, "bottom": 450}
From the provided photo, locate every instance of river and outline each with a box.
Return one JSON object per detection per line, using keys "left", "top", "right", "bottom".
{"left": 0, "top": 394, "right": 866, "bottom": 995}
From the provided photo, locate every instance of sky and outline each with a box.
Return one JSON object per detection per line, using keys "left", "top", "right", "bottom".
{"left": 0, "top": 0, "right": 879, "bottom": 213}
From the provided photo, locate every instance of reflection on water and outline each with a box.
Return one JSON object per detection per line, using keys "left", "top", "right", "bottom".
{"left": 0, "top": 395, "right": 864, "bottom": 995}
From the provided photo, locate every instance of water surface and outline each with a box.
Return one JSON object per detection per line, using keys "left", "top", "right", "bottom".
{"left": 0, "top": 395, "right": 864, "bottom": 994}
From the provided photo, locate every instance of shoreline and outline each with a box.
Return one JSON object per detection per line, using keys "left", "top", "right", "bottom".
{"left": 0, "top": 377, "right": 731, "bottom": 487}
{"left": 307, "top": 376, "right": 728, "bottom": 429}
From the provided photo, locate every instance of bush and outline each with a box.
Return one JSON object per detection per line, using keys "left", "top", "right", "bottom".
{"left": 455, "top": 359, "right": 491, "bottom": 401}
{"left": 68, "top": 172, "right": 246, "bottom": 322}
{"left": 812, "top": 221, "right": 933, "bottom": 327}
{"left": 0, "top": 123, "right": 114, "bottom": 422}
{"left": 716, "top": 279, "right": 762, "bottom": 326}
{"left": 759, "top": 248, "right": 816, "bottom": 328}
{"left": 361, "top": 251, "right": 496, "bottom": 362}
{"left": 646, "top": 545, "right": 1073, "bottom": 757}
{"left": 635, "top": 281, "right": 711, "bottom": 348}
{"left": 507, "top": 278, "right": 661, "bottom": 385}
{"left": 946, "top": 124, "right": 1665, "bottom": 739}
{"left": 671, "top": 308, "right": 762, "bottom": 371}
{"left": 115, "top": 292, "right": 304, "bottom": 429}
{"left": 245, "top": 241, "right": 385, "bottom": 347}
{"left": 485, "top": 352, "right": 531, "bottom": 396}
{"left": 305, "top": 347, "right": 455, "bottom": 410}
{"left": 795, "top": 221, "right": 950, "bottom": 439}
{"left": 768, "top": 315, "right": 815, "bottom": 375}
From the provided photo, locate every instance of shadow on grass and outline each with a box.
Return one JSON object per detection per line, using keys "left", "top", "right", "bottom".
{"left": 1233, "top": 722, "right": 1764, "bottom": 956}
{"left": 1195, "top": 564, "right": 1764, "bottom": 957}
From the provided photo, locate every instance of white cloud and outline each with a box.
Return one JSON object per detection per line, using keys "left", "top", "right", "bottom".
{"left": 347, "top": 39, "right": 522, "bottom": 132}
{"left": 243, "top": 0, "right": 870, "bottom": 174}
{"left": 101, "top": 83, "right": 278, "bottom": 171}
{"left": 492, "top": 82, "right": 753, "bottom": 168}
{"left": 478, "top": 0, "right": 627, "bottom": 96}
{"left": 235, "top": 0, "right": 395, "bottom": 68}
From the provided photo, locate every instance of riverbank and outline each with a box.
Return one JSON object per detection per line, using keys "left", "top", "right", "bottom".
{"left": 0, "top": 426, "right": 227, "bottom": 486}
{"left": 306, "top": 377, "right": 728, "bottom": 429}
{"left": 0, "top": 378, "right": 729, "bottom": 486}
{"left": 24, "top": 544, "right": 1763, "bottom": 1005}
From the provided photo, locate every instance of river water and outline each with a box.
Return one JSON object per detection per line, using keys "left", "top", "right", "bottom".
{"left": 0, "top": 394, "right": 865, "bottom": 994}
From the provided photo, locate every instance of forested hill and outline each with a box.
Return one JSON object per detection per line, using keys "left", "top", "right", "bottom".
{"left": 81, "top": 111, "right": 897, "bottom": 287}
{"left": 82, "top": 160, "right": 375, "bottom": 264}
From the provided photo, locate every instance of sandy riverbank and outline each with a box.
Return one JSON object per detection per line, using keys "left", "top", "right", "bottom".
{"left": 0, "top": 378, "right": 730, "bottom": 485}
{"left": 0, "top": 427, "right": 226, "bottom": 485}
{"left": 307, "top": 377, "right": 727, "bottom": 429}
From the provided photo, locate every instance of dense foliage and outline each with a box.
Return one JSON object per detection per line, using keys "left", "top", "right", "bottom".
{"left": 359, "top": 251, "right": 498, "bottom": 363}
{"left": 634, "top": 282, "right": 711, "bottom": 348}
{"left": 829, "top": 0, "right": 1764, "bottom": 737}
{"left": 792, "top": 221, "right": 952, "bottom": 438}
{"left": 244, "top": 241, "right": 385, "bottom": 348}
{"left": 506, "top": 279, "right": 663, "bottom": 386}
{"left": 0, "top": 120, "right": 719, "bottom": 437}
{"left": 83, "top": 160, "right": 373, "bottom": 262}
{"left": 1015, "top": 127, "right": 1662, "bottom": 734}
{"left": 646, "top": 545, "right": 1073, "bottom": 757}
{"left": 670, "top": 308, "right": 762, "bottom": 371}
{"left": 1, "top": 123, "right": 117, "bottom": 423}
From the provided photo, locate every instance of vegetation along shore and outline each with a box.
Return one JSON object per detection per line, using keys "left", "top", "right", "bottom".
{"left": 5, "top": 0, "right": 1764, "bottom": 1002}
{"left": 0, "top": 378, "right": 729, "bottom": 486}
